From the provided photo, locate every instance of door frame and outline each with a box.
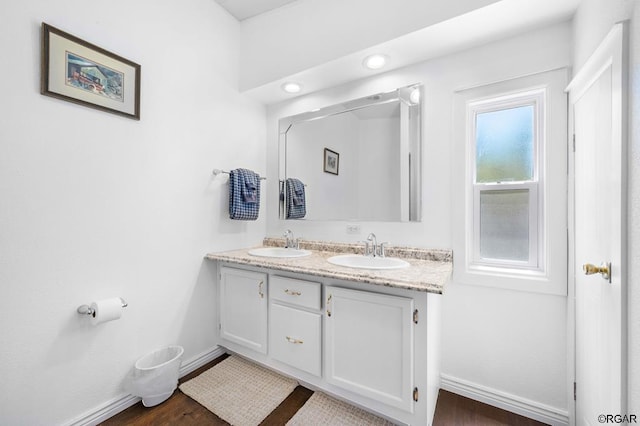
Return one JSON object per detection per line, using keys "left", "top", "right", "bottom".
{"left": 565, "top": 22, "right": 629, "bottom": 426}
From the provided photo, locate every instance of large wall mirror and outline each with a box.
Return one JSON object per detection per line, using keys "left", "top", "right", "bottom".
{"left": 279, "top": 84, "right": 422, "bottom": 222}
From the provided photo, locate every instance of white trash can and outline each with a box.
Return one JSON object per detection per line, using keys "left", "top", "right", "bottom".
{"left": 129, "top": 345, "right": 184, "bottom": 407}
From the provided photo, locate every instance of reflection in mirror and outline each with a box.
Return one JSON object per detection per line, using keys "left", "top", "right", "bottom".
{"left": 279, "top": 84, "right": 422, "bottom": 222}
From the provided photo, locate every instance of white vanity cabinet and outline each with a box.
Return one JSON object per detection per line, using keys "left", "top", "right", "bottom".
{"left": 215, "top": 263, "right": 441, "bottom": 425}
{"left": 325, "top": 286, "right": 415, "bottom": 412}
{"left": 219, "top": 266, "right": 268, "bottom": 354}
{"left": 269, "top": 276, "right": 322, "bottom": 376}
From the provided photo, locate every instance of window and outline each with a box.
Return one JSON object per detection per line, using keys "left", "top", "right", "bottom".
{"left": 452, "top": 69, "right": 568, "bottom": 295}
{"left": 469, "top": 90, "right": 544, "bottom": 271}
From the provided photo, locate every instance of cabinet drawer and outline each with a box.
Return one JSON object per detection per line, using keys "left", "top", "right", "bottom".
{"left": 270, "top": 275, "right": 321, "bottom": 310}
{"left": 270, "top": 304, "right": 321, "bottom": 376}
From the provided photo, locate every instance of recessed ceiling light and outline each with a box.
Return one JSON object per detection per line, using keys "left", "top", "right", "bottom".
{"left": 281, "top": 82, "right": 302, "bottom": 93}
{"left": 363, "top": 54, "right": 388, "bottom": 70}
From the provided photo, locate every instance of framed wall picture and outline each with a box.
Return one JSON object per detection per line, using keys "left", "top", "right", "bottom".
{"left": 41, "top": 23, "right": 141, "bottom": 120}
{"left": 324, "top": 148, "right": 339, "bottom": 175}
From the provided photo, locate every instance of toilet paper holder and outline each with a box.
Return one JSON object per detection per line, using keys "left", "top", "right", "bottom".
{"left": 77, "top": 298, "right": 128, "bottom": 316}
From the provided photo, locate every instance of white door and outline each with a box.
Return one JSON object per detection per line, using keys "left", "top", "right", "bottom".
{"left": 324, "top": 286, "right": 415, "bottom": 412}
{"left": 568, "top": 23, "right": 627, "bottom": 425}
{"left": 219, "top": 266, "right": 268, "bottom": 354}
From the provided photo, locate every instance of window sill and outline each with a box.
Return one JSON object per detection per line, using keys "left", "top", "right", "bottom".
{"left": 468, "top": 263, "right": 546, "bottom": 279}
{"left": 454, "top": 263, "right": 567, "bottom": 296}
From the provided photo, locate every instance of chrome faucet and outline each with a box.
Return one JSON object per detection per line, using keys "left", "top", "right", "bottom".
{"left": 283, "top": 229, "right": 297, "bottom": 249}
{"left": 363, "top": 233, "right": 388, "bottom": 257}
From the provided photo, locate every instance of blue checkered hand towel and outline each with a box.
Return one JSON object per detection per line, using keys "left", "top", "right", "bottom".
{"left": 285, "top": 178, "right": 306, "bottom": 219}
{"left": 229, "top": 168, "right": 261, "bottom": 220}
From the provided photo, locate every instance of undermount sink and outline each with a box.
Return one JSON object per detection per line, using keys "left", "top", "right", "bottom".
{"left": 327, "top": 254, "right": 410, "bottom": 270}
{"left": 247, "top": 247, "right": 312, "bottom": 258}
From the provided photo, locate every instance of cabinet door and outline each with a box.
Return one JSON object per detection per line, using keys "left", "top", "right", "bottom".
{"left": 219, "top": 267, "right": 268, "bottom": 354}
{"left": 325, "top": 286, "right": 414, "bottom": 412}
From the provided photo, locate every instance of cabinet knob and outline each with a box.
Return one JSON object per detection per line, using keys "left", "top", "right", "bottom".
{"left": 286, "top": 336, "right": 304, "bottom": 344}
{"left": 258, "top": 280, "right": 264, "bottom": 298}
{"left": 326, "top": 294, "right": 332, "bottom": 317}
{"left": 284, "top": 289, "right": 302, "bottom": 296}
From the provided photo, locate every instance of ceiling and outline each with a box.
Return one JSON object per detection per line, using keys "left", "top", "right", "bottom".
{"left": 214, "top": 0, "right": 581, "bottom": 104}
{"left": 214, "top": 0, "right": 298, "bottom": 20}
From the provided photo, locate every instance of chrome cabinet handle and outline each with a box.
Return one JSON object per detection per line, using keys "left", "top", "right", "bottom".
{"left": 286, "top": 336, "right": 304, "bottom": 344}
{"left": 258, "top": 280, "right": 264, "bottom": 298}
{"left": 284, "top": 289, "right": 302, "bottom": 296}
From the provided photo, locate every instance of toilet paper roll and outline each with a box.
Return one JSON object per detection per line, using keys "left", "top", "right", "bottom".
{"left": 90, "top": 297, "right": 123, "bottom": 325}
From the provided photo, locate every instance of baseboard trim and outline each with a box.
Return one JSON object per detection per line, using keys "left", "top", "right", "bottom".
{"left": 440, "top": 374, "right": 570, "bottom": 426}
{"left": 65, "top": 394, "right": 141, "bottom": 426}
{"left": 65, "top": 345, "right": 224, "bottom": 426}
{"left": 179, "top": 345, "right": 226, "bottom": 377}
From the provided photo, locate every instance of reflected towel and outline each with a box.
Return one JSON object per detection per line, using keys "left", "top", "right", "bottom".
{"left": 229, "top": 168, "right": 260, "bottom": 220}
{"left": 286, "top": 178, "right": 306, "bottom": 219}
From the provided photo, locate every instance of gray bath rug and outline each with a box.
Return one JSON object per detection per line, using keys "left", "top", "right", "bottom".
{"left": 179, "top": 355, "right": 298, "bottom": 426}
{"left": 286, "top": 391, "right": 395, "bottom": 425}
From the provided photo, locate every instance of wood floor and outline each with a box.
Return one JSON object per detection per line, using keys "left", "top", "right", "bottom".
{"left": 100, "top": 354, "right": 548, "bottom": 426}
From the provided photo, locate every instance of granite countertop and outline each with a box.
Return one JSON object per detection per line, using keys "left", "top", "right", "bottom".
{"left": 205, "top": 238, "right": 452, "bottom": 294}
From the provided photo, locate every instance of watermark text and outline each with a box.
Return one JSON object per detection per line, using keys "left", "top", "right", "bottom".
{"left": 598, "top": 414, "right": 638, "bottom": 424}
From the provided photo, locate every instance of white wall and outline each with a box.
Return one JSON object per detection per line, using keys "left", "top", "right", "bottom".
{"left": 572, "top": 0, "right": 636, "bottom": 70}
{"left": 239, "top": 0, "right": 501, "bottom": 91}
{"left": 0, "top": 1, "right": 266, "bottom": 424}
{"left": 572, "top": 0, "right": 640, "bottom": 414}
{"left": 266, "top": 21, "right": 572, "bottom": 414}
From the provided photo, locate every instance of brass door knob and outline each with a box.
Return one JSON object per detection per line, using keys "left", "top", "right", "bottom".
{"left": 582, "top": 262, "right": 611, "bottom": 283}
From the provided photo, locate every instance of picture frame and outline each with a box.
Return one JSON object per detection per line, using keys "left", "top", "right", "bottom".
{"left": 41, "top": 23, "right": 141, "bottom": 120}
{"left": 324, "top": 148, "right": 339, "bottom": 175}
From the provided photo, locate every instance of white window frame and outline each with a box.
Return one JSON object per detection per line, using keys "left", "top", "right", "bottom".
{"left": 451, "top": 69, "right": 568, "bottom": 295}
{"left": 468, "top": 90, "right": 545, "bottom": 272}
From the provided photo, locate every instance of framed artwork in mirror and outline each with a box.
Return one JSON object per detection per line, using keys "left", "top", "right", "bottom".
{"left": 41, "top": 23, "right": 141, "bottom": 120}
{"left": 324, "top": 148, "right": 339, "bottom": 175}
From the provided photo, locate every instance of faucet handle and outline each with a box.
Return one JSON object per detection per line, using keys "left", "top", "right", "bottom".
{"left": 377, "top": 242, "right": 389, "bottom": 257}
{"left": 358, "top": 240, "right": 372, "bottom": 256}
{"left": 283, "top": 229, "right": 295, "bottom": 248}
